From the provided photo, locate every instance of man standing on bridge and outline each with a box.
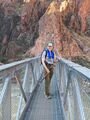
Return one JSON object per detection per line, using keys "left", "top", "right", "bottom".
{"left": 41, "top": 42, "right": 59, "bottom": 99}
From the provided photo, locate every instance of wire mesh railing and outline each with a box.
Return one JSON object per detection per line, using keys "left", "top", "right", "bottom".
{"left": 56, "top": 58, "right": 90, "bottom": 120}
{"left": 77, "top": 75, "right": 90, "bottom": 120}
{"left": 0, "top": 56, "right": 43, "bottom": 120}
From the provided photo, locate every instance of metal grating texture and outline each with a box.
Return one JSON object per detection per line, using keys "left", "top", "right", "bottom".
{"left": 24, "top": 73, "right": 65, "bottom": 120}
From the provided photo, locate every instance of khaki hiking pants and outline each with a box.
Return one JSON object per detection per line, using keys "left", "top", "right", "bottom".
{"left": 44, "top": 63, "right": 53, "bottom": 96}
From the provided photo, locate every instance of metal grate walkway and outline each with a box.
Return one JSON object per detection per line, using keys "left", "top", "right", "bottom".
{"left": 24, "top": 73, "right": 65, "bottom": 120}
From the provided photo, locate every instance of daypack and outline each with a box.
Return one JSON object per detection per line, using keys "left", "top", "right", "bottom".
{"left": 41, "top": 49, "right": 54, "bottom": 64}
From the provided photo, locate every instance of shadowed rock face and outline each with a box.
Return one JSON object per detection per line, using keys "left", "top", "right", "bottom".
{"left": 0, "top": 3, "right": 21, "bottom": 61}
{"left": 0, "top": 4, "right": 4, "bottom": 41}
{"left": 0, "top": 0, "right": 52, "bottom": 61}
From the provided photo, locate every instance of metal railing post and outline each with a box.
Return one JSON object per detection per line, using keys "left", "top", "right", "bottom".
{"left": 30, "top": 63, "right": 36, "bottom": 92}
{"left": 1, "top": 76, "right": 11, "bottom": 120}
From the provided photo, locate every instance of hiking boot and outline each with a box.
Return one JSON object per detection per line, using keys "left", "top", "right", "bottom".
{"left": 45, "top": 94, "right": 52, "bottom": 99}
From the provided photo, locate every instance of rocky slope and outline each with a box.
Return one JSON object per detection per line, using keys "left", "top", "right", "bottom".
{"left": 26, "top": 0, "right": 90, "bottom": 67}
{"left": 0, "top": 0, "right": 52, "bottom": 62}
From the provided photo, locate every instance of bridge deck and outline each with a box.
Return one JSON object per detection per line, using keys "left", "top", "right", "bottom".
{"left": 24, "top": 73, "right": 64, "bottom": 120}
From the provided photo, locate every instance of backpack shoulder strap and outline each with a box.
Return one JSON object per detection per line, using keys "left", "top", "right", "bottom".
{"left": 41, "top": 48, "right": 47, "bottom": 57}
{"left": 44, "top": 49, "right": 48, "bottom": 58}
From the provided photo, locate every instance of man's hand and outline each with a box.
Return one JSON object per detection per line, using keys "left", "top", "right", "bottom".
{"left": 46, "top": 68, "right": 50, "bottom": 74}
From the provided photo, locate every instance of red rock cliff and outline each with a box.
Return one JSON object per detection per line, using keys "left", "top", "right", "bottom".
{"left": 26, "top": 0, "right": 90, "bottom": 63}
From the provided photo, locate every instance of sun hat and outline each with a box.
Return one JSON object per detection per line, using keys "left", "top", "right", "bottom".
{"left": 48, "top": 42, "right": 53, "bottom": 47}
